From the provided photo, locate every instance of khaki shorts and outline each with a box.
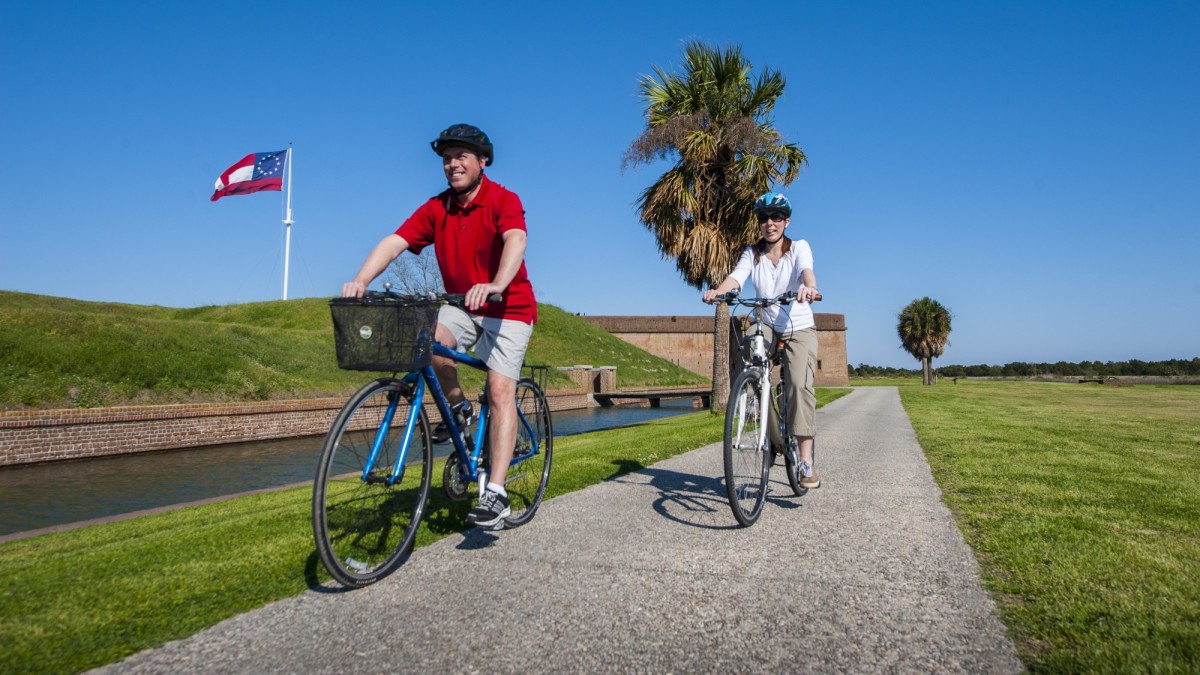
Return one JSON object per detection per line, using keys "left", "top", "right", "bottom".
{"left": 763, "top": 325, "right": 817, "bottom": 437}
{"left": 437, "top": 304, "right": 533, "bottom": 381}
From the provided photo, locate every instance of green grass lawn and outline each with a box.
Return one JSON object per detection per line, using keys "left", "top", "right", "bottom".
{"left": 899, "top": 380, "right": 1200, "bottom": 672}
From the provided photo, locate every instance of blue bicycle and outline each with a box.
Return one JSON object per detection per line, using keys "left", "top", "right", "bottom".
{"left": 312, "top": 289, "right": 553, "bottom": 587}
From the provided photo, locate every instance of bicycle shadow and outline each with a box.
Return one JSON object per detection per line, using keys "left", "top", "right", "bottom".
{"left": 605, "top": 459, "right": 806, "bottom": 530}
{"left": 605, "top": 459, "right": 736, "bottom": 530}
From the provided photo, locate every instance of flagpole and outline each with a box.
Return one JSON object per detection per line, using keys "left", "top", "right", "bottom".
{"left": 282, "top": 144, "right": 294, "bottom": 300}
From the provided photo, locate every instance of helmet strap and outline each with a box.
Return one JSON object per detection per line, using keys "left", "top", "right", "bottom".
{"left": 449, "top": 169, "right": 484, "bottom": 201}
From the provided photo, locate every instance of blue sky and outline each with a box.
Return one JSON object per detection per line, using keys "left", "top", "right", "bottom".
{"left": 2, "top": 1, "right": 1197, "bottom": 369}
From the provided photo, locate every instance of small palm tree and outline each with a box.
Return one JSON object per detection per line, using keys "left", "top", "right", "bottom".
{"left": 624, "top": 40, "right": 807, "bottom": 408}
{"left": 897, "top": 297, "right": 953, "bottom": 385}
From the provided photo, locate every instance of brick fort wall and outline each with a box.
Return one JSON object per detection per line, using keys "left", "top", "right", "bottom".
{"left": 582, "top": 313, "right": 849, "bottom": 386}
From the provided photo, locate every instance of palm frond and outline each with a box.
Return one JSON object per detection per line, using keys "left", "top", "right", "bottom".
{"left": 626, "top": 40, "right": 808, "bottom": 291}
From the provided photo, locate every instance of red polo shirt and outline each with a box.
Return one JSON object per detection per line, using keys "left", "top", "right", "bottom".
{"left": 395, "top": 175, "right": 537, "bottom": 324}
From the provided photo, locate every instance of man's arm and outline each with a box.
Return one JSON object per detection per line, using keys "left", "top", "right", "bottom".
{"left": 464, "top": 229, "right": 526, "bottom": 311}
{"left": 342, "top": 234, "right": 410, "bottom": 297}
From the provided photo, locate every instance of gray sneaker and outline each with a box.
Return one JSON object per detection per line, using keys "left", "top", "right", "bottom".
{"left": 467, "top": 490, "right": 510, "bottom": 530}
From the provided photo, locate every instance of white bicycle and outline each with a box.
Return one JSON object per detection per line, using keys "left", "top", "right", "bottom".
{"left": 715, "top": 289, "right": 820, "bottom": 527}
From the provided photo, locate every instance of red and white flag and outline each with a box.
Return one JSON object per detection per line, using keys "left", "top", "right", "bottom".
{"left": 211, "top": 150, "right": 287, "bottom": 202}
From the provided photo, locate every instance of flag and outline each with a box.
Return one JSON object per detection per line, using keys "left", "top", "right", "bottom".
{"left": 210, "top": 150, "right": 287, "bottom": 202}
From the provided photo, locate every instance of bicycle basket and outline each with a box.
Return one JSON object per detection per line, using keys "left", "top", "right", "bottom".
{"left": 329, "top": 297, "right": 439, "bottom": 371}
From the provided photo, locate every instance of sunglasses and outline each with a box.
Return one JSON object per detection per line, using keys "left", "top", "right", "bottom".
{"left": 757, "top": 212, "right": 788, "bottom": 224}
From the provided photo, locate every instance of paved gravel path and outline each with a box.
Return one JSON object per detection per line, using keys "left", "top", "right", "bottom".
{"left": 95, "top": 387, "right": 1022, "bottom": 673}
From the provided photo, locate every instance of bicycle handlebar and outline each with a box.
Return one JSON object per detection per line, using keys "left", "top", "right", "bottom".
{"left": 340, "top": 289, "right": 505, "bottom": 307}
{"left": 710, "top": 289, "right": 822, "bottom": 306}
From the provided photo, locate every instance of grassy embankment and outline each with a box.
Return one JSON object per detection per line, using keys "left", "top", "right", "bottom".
{"left": 0, "top": 388, "right": 851, "bottom": 673}
{"left": 0, "top": 290, "right": 707, "bottom": 410}
{"left": 892, "top": 379, "right": 1200, "bottom": 672}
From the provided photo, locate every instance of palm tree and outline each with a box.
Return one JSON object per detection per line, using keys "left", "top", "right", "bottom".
{"left": 897, "top": 297, "right": 953, "bottom": 385}
{"left": 624, "top": 41, "right": 807, "bottom": 409}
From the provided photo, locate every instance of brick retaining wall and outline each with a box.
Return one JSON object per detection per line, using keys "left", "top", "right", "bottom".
{"left": 0, "top": 389, "right": 595, "bottom": 468}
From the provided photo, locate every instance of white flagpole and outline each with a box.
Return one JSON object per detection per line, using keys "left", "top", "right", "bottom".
{"left": 282, "top": 144, "right": 294, "bottom": 300}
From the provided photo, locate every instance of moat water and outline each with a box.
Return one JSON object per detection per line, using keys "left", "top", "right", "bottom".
{"left": 0, "top": 401, "right": 701, "bottom": 537}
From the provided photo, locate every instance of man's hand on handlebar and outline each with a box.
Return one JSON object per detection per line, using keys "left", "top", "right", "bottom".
{"left": 341, "top": 281, "right": 367, "bottom": 298}
{"left": 464, "top": 283, "right": 503, "bottom": 311}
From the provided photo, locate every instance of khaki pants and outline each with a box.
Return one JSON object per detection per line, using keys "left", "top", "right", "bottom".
{"left": 763, "top": 325, "right": 817, "bottom": 437}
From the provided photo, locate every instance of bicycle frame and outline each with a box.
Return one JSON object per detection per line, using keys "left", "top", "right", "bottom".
{"left": 735, "top": 306, "right": 776, "bottom": 456}
{"left": 363, "top": 338, "right": 542, "bottom": 488}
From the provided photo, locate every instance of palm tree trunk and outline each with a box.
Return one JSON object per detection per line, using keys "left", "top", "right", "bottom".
{"left": 711, "top": 302, "right": 730, "bottom": 411}
{"left": 923, "top": 357, "right": 932, "bottom": 385}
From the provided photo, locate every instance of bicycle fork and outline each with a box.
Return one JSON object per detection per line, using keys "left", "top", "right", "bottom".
{"left": 756, "top": 369, "right": 772, "bottom": 456}
{"left": 363, "top": 379, "right": 424, "bottom": 486}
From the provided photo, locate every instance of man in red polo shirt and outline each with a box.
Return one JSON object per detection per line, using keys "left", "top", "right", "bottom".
{"left": 342, "top": 123, "right": 537, "bottom": 529}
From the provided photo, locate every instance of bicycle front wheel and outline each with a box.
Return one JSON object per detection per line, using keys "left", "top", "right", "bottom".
{"left": 724, "top": 370, "right": 770, "bottom": 527}
{"left": 312, "top": 377, "right": 432, "bottom": 587}
{"left": 503, "top": 378, "right": 554, "bottom": 527}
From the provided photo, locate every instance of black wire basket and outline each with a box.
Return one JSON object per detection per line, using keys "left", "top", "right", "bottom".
{"left": 329, "top": 297, "right": 439, "bottom": 371}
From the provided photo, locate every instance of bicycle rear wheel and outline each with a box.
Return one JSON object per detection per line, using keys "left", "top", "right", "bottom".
{"left": 724, "top": 370, "right": 770, "bottom": 527}
{"left": 312, "top": 377, "right": 432, "bottom": 587}
{"left": 783, "top": 437, "right": 803, "bottom": 496}
{"left": 503, "top": 379, "right": 554, "bottom": 527}
{"left": 768, "top": 383, "right": 802, "bottom": 495}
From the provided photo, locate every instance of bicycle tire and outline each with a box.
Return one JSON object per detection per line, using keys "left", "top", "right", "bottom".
{"left": 783, "top": 437, "right": 803, "bottom": 496}
{"left": 503, "top": 378, "right": 554, "bottom": 527}
{"left": 312, "top": 377, "right": 432, "bottom": 587}
{"left": 724, "top": 369, "right": 770, "bottom": 527}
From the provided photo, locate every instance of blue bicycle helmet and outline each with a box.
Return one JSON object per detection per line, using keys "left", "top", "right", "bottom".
{"left": 753, "top": 192, "right": 792, "bottom": 217}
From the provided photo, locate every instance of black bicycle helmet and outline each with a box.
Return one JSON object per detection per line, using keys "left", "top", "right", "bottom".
{"left": 753, "top": 192, "right": 792, "bottom": 217}
{"left": 430, "top": 123, "right": 494, "bottom": 166}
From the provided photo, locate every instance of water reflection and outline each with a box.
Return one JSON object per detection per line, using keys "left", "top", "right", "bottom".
{"left": 0, "top": 400, "right": 700, "bottom": 536}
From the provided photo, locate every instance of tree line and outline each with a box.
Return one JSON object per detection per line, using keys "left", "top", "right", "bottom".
{"left": 850, "top": 358, "right": 1200, "bottom": 378}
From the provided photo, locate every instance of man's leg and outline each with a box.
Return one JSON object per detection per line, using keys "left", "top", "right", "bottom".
{"left": 433, "top": 322, "right": 465, "bottom": 405}
{"left": 484, "top": 369, "right": 517, "bottom": 486}
{"left": 466, "top": 316, "right": 532, "bottom": 528}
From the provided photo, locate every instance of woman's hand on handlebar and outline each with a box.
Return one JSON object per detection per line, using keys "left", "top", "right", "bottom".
{"left": 797, "top": 286, "right": 821, "bottom": 303}
{"left": 341, "top": 281, "right": 367, "bottom": 298}
{"left": 703, "top": 287, "right": 739, "bottom": 304}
